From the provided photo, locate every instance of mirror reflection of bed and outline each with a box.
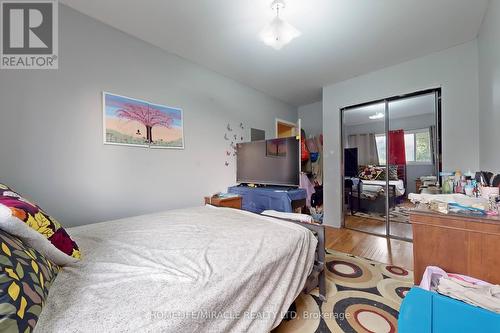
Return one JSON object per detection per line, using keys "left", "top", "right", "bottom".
{"left": 342, "top": 91, "right": 441, "bottom": 241}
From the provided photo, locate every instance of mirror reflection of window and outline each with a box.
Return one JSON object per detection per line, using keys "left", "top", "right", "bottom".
{"left": 375, "top": 129, "right": 433, "bottom": 165}
{"left": 375, "top": 134, "right": 386, "bottom": 165}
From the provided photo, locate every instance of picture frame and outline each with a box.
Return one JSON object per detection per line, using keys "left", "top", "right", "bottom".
{"left": 102, "top": 92, "right": 184, "bottom": 149}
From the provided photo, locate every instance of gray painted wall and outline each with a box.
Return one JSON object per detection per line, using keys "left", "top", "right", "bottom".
{"left": 478, "top": 0, "right": 500, "bottom": 173}
{"left": 298, "top": 101, "right": 322, "bottom": 137}
{"left": 323, "top": 41, "right": 479, "bottom": 227}
{"left": 0, "top": 5, "right": 297, "bottom": 227}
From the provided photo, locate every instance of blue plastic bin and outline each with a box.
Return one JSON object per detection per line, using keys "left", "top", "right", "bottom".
{"left": 399, "top": 287, "right": 500, "bottom": 333}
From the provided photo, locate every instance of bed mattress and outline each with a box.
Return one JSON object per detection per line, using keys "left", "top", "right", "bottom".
{"left": 35, "top": 205, "right": 317, "bottom": 333}
{"left": 362, "top": 179, "right": 406, "bottom": 196}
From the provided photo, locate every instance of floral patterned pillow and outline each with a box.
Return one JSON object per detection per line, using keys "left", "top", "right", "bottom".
{"left": 0, "top": 228, "right": 59, "bottom": 332}
{"left": 378, "top": 166, "right": 400, "bottom": 181}
{"left": 358, "top": 165, "right": 384, "bottom": 180}
{"left": 0, "top": 184, "right": 80, "bottom": 265}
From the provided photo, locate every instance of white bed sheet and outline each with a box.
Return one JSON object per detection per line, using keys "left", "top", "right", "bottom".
{"left": 35, "top": 205, "right": 317, "bottom": 333}
{"left": 362, "top": 179, "right": 406, "bottom": 196}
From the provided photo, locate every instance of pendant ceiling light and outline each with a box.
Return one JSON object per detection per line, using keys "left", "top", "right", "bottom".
{"left": 259, "top": 0, "right": 301, "bottom": 50}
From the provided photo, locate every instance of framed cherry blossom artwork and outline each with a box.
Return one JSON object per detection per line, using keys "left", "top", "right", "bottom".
{"left": 266, "top": 138, "right": 287, "bottom": 157}
{"left": 103, "top": 92, "right": 184, "bottom": 149}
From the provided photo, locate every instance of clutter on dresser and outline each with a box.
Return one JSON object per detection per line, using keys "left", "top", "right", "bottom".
{"left": 415, "top": 175, "right": 438, "bottom": 193}
{"left": 409, "top": 169, "right": 500, "bottom": 216}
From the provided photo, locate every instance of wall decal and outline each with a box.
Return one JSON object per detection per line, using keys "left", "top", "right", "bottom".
{"left": 223, "top": 121, "right": 247, "bottom": 166}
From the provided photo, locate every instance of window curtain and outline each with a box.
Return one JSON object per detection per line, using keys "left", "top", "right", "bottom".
{"left": 388, "top": 130, "right": 406, "bottom": 165}
{"left": 347, "top": 133, "right": 379, "bottom": 166}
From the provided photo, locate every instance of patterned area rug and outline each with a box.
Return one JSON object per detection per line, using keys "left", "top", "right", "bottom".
{"left": 273, "top": 250, "right": 414, "bottom": 333}
{"left": 350, "top": 206, "right": 410, "bottom": 224}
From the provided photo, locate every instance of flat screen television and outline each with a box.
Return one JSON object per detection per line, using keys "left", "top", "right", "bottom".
{"left": 344, "top": 148, "right": 359, "bottom": 178}
{"left": 236, "top": 137, "right": 300, "bottom": 187}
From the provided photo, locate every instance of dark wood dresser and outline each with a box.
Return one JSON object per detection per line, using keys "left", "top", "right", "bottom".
{"left": 410, "top": 208, "right": 500, "bottom": 285}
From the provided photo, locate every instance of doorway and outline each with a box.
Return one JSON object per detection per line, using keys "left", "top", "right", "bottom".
{"left": 276, "top": 118, "right": 297, "bottom": 138}
{"left": 341, "top": 89, "right": 442, "bottom": 241}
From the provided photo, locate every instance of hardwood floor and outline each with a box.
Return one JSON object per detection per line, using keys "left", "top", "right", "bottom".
{"left": 345, "top": 215, "right": 413, "bottom": 240}
{"left": 325, "top": 226, "right": 414, "bottom": 270}
{"left": 344, "top": 200, "right": 415, "bottom": 240}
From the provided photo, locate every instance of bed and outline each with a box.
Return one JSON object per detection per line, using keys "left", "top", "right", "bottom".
{"left": 34, "top": 205, "right": 317, "bottom": 333}
{"left": 348, "top": 179, "right": 406, "bottom": 214}
{"left": 362, "top": 179, "right": 406, "bottom": 197}
{"left": 346, "top": 164, "right": 407, "bottom": 215}
{"left": 348, "top": 164, "right": 407, "bottom": 214}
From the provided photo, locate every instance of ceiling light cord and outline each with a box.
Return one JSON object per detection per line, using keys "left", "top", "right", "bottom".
{"left": 276, "top": 5, "right": 280, "bottom": 18}
{"left": 271, "top": 0, "right": 285, "bottom": 17}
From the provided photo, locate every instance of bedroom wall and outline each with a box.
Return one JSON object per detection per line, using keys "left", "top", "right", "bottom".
{"left": 478, "top": 0, "right": 500, "bottom": 173}
{"left": 323, "top": 40, "right": 480, "bottom": 228}
{"left": 0, "top": 5, "right": 297, "bottom": 227}
{"left": 298, "top": 101, "right": 323, "bottom": 137}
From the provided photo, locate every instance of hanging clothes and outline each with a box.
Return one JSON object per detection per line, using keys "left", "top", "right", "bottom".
{"left": 312, "top": 135, "right": 323, "bottom": 185}
{"left": 299, "top": 172, "right": 316, "bottom": 207}
{"left": 312, "top": 153, "right": 323, "bottom": 186}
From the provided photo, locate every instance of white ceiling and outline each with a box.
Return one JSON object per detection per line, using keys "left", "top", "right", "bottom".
{"left": 343, "top": 92, "right": 435, "bottom": 126}
{"left": 60, "top": 0, "right": 489, "bottom": 106}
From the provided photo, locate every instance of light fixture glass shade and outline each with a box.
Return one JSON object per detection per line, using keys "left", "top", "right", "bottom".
{"left": 259, "top": 16, "right": 301, "bottom": 50}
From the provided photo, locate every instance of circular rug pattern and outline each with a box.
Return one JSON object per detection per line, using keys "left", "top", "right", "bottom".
{"left": 321, "top": 291, "right": 400, "bottom": 333}
{"left": 309, "top": 277, "right": 338, "bottom": 299}
{"left": 379, "top": 264, "right": 414, "bottom": 281}
{"left": 273, "top": 293, "right": 320, "bottom": 333}
{"left": 377, "top": 278, "right": 414, "bottom": 304}
{"left": 274, "top": 250, "right": 414, "bottom": 333}
{"left": 325, "top": 252, "right": 383, "bottom": 289}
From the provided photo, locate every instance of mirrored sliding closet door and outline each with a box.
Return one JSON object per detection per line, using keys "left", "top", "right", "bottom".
{"left": 342, "top": 89, "right": 441, "bottom": 241}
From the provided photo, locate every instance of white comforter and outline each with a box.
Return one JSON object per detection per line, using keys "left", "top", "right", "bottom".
{"left": 35, "top": 206, "right": 317, "bottom": 333}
